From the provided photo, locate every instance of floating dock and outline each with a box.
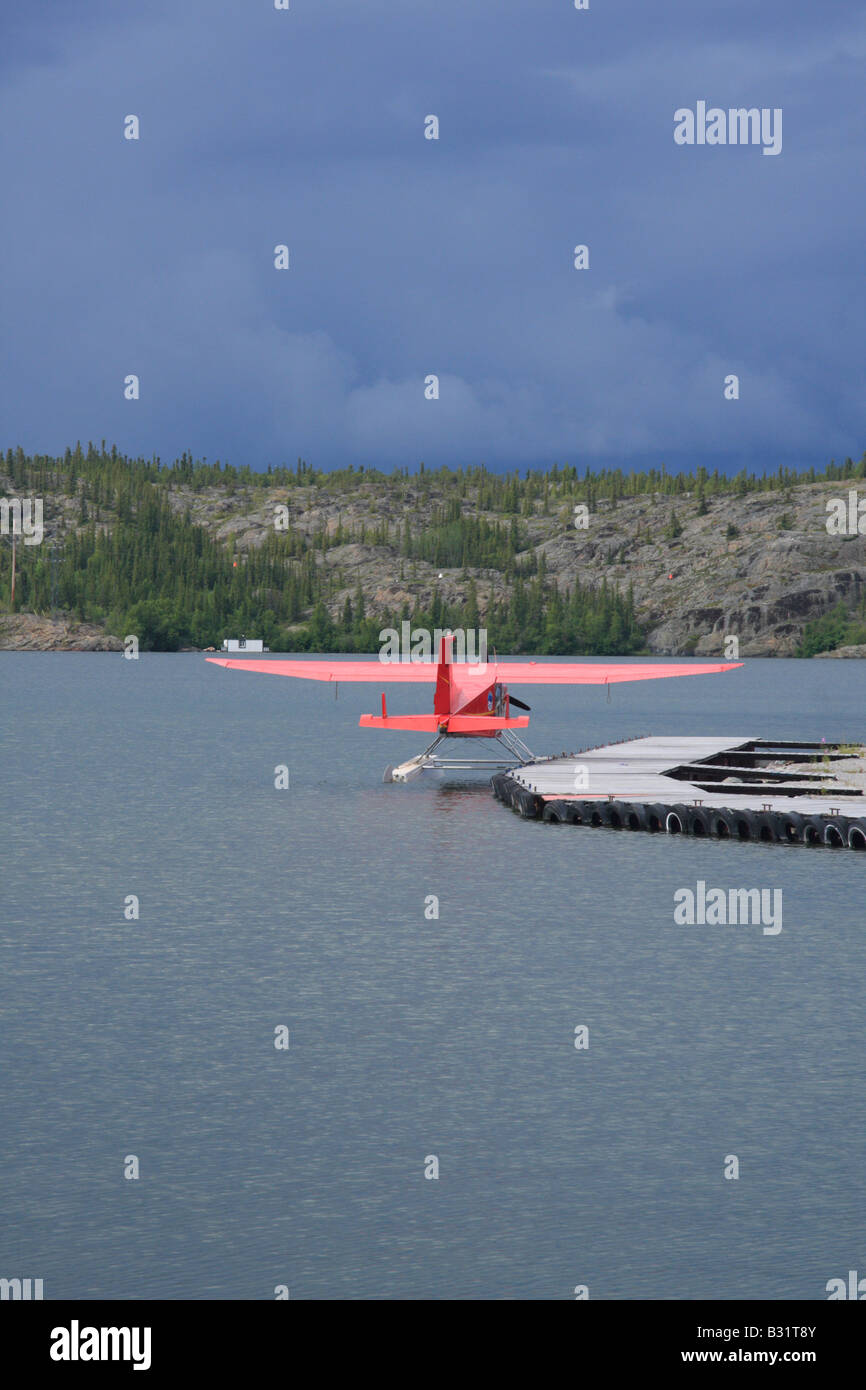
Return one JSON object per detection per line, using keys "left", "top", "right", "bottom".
{"left": 492, "top": 736, "right": 866, "bottom": 848}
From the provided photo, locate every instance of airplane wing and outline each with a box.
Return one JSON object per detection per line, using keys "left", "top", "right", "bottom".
{"left": 206, "top": 657, "right": 435, "bottom": 681}
{"left": 490, "top": 660, "right": 742, "bottom": 684}
{"left": 207, "top": 656, "right": 741, "bottom": 684}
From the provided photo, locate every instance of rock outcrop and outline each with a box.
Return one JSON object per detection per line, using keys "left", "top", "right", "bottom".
{"left": 0, "top": 613, "right": 123, "bottom": 651}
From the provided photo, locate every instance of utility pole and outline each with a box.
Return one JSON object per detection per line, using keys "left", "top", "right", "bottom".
{"left": 50, "top": 540, "right": 58, "bottom": 619}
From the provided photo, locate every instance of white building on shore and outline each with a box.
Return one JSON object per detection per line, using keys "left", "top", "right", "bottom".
{"left": 221, "top": 637, "right": 268, "bottom": 654}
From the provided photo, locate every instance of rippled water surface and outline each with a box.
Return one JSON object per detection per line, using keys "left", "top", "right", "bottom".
{"left": 2, "top": 654, "right": 865, "bottom": 1299}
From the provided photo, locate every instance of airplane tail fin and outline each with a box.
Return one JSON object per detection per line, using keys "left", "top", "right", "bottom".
{"left": 433, "top": 633, "right": 455, "bottom": 718}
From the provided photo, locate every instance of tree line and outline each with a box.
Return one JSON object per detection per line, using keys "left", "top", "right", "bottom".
{"left": 1, "top": 442, "right": 863, "bottom": 652}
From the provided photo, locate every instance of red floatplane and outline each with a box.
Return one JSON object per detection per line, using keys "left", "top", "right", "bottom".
{"left": 207, "top": 639, "right": 741, "bottom": 782}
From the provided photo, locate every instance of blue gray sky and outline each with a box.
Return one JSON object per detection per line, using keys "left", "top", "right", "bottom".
{"left": 1, "top": 0, "right": 863, "bottom": 474}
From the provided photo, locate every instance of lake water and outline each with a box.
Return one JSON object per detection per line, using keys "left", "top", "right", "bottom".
{"left": 2, "top": 654, "right": 864, "bottom": 1300}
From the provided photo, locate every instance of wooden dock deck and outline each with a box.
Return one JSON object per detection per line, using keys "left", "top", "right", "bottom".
{"left": 492, "top": 735, "right": 866, "bottom": 847}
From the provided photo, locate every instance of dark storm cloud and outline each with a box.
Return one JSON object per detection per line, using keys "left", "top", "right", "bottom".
{"left": 1, "top": 0, "right": 863, "bottom": 472}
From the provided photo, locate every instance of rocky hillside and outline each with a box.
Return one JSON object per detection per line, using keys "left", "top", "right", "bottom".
{"left": 163, "top": 475, "right": 866, "bottom": 656}
{"left": 1, "top": 453, "right": 865, "bottom": 654}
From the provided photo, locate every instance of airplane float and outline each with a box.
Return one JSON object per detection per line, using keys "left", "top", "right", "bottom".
{"left": 207, "top": 638, "right": 741, "bottom": 782}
